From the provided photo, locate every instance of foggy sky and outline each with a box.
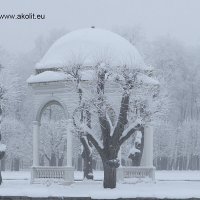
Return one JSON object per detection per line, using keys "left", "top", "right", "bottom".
{"left": 0, "top": 0, "right": 200, "bottom": 53}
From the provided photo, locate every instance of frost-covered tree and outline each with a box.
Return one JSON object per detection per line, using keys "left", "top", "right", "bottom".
{"left": 148, "top": 36, "right": 200, "bottom": 170}
{"left": 71, "top": 60, "right": 158, "bottom": 188}
{"left": 0, "top": 68, "right": 24, "bottom": 170}
{"left": 60, "top": 60, "right": 94, "bottom": 179}
{"left": 0, "top": 47, "right": 27, "bottom": 171}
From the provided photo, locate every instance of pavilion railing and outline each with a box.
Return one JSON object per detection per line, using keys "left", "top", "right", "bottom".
{"left": 117, "top": 166, "right": 155, "bottom": 182}
{"left": 31, "top": 166, "right": 74, "bottom": 184}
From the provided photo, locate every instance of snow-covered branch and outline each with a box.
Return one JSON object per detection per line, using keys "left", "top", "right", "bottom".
{"left": 80, "top": 123, "right": 103, "bottom": 151}
{"left": 119, "top": 117, "right": 143, "bottom": 145}
{"left": 106, "top": 112, "right": 114, "bottom": 135}
{"left": 120, "top": 117, "right": 143, "bottom": 139}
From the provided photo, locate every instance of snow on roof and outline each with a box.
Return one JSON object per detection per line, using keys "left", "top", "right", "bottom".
{"left": 27, "top": 70, "right": 159, "bottom": 85}
{"left": 27, "top": 71, "right": 68, "bottom": 84}
{"left": 36, "top": 28, "right": 146, "bottom": 70}
{"left": 26, "top": 70, "right": 95, "bottom": 84}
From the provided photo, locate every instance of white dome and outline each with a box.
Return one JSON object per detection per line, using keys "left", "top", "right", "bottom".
{"left": 36, "top": 28, "right": 146, "bottom": 70}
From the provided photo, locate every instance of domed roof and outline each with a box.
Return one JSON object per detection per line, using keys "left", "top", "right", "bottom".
{"left": 36, "top": 28, "right": 146, "bottom": 70}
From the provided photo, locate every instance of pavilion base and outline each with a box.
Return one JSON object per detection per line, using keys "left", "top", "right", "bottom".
{"left": 117, "top": 166, "right": 155, "bottom": 182}
{"left": 31, "top": 166, "right": 74, "bottom": 185}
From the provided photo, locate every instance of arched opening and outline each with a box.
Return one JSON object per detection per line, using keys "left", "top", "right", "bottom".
{"left": 40, "top": 104, "right": 67, "bottom": 167}
{"left": 31, "top": 98, "right": 74, "bottom": 184}
{"left": 36, "top": 99, "right": 69, "bottom": 123}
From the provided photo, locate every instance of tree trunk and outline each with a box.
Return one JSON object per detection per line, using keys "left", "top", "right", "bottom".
{"left": 83, "top": 152, "right": 93, "bottom": 179}
{"left": 0, "top": 171, "right": 2, "bottom": 185}
{"left": 81, "top": 137, "right": 93, "bottom": 179}
{"left": 103, "top": 163, "right": 116, "bottom": 189}
{"left": 0, "top": 145, "right": 5, "bottom": 184}
{"left": 40, "top": 155, "right": 45, "bottom": 166}
{"left": 50, "top": 152, "right": 57, "bottom": 166}
{"left": 77, "top": 155, "right": 82, "bottom": 171}
{"left": 130, "top": 127, "right": 144, "bottom": 166}
{"left": 58, "top": 154, "right": 64, "bottom": 166}
{"left": 129, "top": 152, "right": 141, "bottom": 166}
{"left": 13, "top": 158, "right": 20, "bottom": 171}
{"left": 1, "top": 157, "right": 5, "bottom": 171}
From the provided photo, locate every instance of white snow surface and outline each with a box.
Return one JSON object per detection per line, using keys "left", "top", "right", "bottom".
{"left": 0, "top": 143, "right": 6, "bottom": 151}
{"left": 129, "top": 146, "right": 140, "bottom": 155}
{"left": 137, "top": 73, "right": 159, "bottom": 85}
{"left": 36, "top": 28, "right": 146, "bottom": 70}
{"left": 1, "top": 171, "right": 200, "bottom": 198}
{"left": 135, "top": 131, "right": 142, "bottom": 144}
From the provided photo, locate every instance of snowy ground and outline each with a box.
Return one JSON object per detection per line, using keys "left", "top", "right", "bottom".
{"left": 1, "top": 171, "right": 200, "bottom": 198}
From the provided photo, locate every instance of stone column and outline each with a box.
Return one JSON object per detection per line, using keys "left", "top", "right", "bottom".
{"left": 33, "top": 121, "right": 40, "bottom": 166}
{"left": 141, "top": 125, "right": 153, "bottom": 166}
{"left": 67, "top": 120, "right": 73, "bottom": 167}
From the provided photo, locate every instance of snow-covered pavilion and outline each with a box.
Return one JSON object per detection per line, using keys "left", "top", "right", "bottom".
{"left": 27, "top": 27, "right": 155, "bottom": 184}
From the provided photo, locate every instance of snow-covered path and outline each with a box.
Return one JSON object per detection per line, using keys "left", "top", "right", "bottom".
{"left": 1, "top": 171, "right": 200, "bottom": 198}
{"left": 3, "top": 170, "right": 200, "bottom": 181}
